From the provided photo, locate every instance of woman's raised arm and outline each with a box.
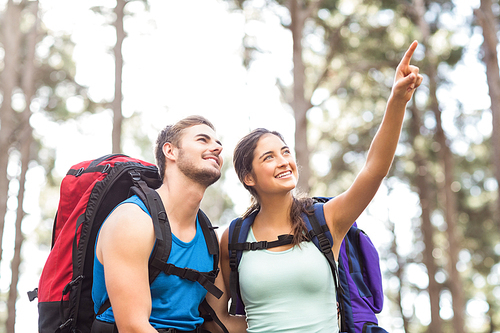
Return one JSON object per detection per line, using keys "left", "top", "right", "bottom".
{"left": 323, "top": 41, "right": 424, "bottom": 254}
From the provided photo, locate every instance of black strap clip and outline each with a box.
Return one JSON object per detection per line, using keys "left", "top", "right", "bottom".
{"left": 27, "top": 288, "right": 38, "bottom": 302}
{"left": 62, "top": 275, "right": 84, "bottom": 295}
{"left": 250, "top": 241, "right": 267, "bottom": 250}
{"left": 57, "top": 318, "right": 73, "bottom": 330}
{"left": 129, "top": 170, "right": 142, "bottom": 182}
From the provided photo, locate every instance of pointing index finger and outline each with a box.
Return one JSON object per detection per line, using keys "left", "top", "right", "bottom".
{"left": 400, "top": 40, "right": 418, "bottom": 68}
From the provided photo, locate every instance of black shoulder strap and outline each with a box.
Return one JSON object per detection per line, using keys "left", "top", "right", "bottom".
{"left": 197, "top": 210, "right": 219, "bottom": 261}
{"left": 130, "top": 177, "right": 170, "bottom": 284}
{"left": 98, "top": 174, "right": 169, "bottom": 316}
{"left": 307, "top": 207, "right": 347, "bottom": 332}
{"left": 229, "top": 234, "right": 293, "bottom": 251}
{"left": 228, "top": 216, "right": 293, "bottom": 315}
{"left": 98, "top": 173, "right": 223, "bottom": 316}
{"left": 135, "top": 183, "right": 223, "bottom": 299}
{"left": 196, "top": 212, "right": 229, "bottom": 333}
{"left": 228, "top": 218, "right": 244, "bottom": 315}
{"left": 307, "top": 212, "right": 336, "bottom": 270}
{"left": 200, "top": 299, "right": 229, "bottom": 333}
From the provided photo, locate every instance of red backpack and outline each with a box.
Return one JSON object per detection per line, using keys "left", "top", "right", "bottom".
{"left": 29, "top": 154, "right": 225, "bottom": 333}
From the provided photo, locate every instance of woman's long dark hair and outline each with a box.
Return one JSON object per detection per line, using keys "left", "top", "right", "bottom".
{"left": 233, "top": 128, "right": 314, "bottom": 245}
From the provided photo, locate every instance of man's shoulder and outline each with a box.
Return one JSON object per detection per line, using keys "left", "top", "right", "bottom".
{"left": 101, "top": 202, "right": 154, "bottom": 243}
{"left": 96, "top": 201, "right": 155, "bottom": 264}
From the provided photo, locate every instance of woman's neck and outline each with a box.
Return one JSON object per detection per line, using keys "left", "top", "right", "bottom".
{"left": 254, "top": 192, "right": 294, "bottom": 229}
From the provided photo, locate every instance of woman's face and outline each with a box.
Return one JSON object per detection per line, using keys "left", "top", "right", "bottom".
{"left": 244, "top": 133, "right": 298, "bottom": 196}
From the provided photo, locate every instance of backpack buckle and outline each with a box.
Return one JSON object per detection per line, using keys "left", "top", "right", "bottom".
{"left": 229, "top": 255, "right": 237, "bottom": 269}
{"left": 250, "top": 241, "right": 267, "bottom": 250}
{"left": 129, "top": 170, "right": 142, "bottom": 182}
{"left": 181, "top": 268, "right": 198, "bottom": 282}
{"left": 318, "top": 236, "right": 332, "bottom": 253}
{"left": 27, "top": 288, "right": 38, "bottom": 302}
{"left": 62, "top": 275, "right": 84, "bottom": 295}
{"left": 58, "top": 318, "right": 73, "bottom": 330}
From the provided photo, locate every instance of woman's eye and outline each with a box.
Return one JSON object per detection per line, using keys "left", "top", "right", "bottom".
{"left": 263, "top": 155, "right": 272, "bottom": 161}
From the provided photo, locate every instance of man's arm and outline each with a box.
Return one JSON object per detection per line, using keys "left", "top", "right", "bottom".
{"left": 96, "top": 203, "right": 157, "bottom": 333}
{"left": 203, "top": 228, "right": 247, "bottom": 333}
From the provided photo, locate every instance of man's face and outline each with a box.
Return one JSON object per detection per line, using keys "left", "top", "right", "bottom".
{"left": 176, "top": 124, "right": 223, "bottom": 187}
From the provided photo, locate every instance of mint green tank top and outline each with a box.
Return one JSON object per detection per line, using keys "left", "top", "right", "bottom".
{"left": 239, "top": 228, "right": 339, "bottom": 333}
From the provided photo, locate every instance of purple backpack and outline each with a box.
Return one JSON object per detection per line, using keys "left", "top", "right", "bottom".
{"left": 228, "top": 197, "right": 388, "bottom": 333}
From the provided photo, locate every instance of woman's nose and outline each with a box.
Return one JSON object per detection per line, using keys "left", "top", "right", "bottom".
{"left": 277, "top": 154, "right": 289, "bottom": 167}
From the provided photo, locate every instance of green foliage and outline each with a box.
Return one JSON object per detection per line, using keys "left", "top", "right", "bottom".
{"left": 319, "top": 0, "right": 340, "bottom": 12}
{"left": 35, "top": 34, "right": 98, "bottom": 122}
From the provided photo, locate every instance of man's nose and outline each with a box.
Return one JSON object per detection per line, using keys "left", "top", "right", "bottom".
{"left": 210, "top": 142, "right": 223, "bottom": 154}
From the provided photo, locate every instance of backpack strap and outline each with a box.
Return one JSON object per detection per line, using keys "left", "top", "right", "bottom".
{"left": 227, "top": 211, "right": 254, "bottom": 315}
{"left": 199, "top": 298, "right": 229, "bottom": 333}
{"left": 228, "top": 216, "right": 245, "bottom": 315}
{"left": 98, "top": 186, "right": 225, "bottom": 328}
{"left": 304, "top": 202, "right": 336, "bottom": 275}
{"left": 129, "top": 174, "right": 170, "bottom": 283}
{"left": 95, "top": 173, "right": 171, "bottom": 317}
{"left": 130, "top": 178, "right": 223, "bottom": 299}
{"left": 227, "top": 210, "right": 293, "bottom": 315}
{"left": 146, "top": 209, "right": 222, "bottom": 298}
{"left": 229, "top": 234, "right": 293, "bottom": 251}
{"left": 197, "top": 209, "right": 220, "bottom": 277}
{"left": 305, "top": 199, "right": 348, "bottom": 332}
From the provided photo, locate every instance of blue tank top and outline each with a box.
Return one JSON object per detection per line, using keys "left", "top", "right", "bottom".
{"left": 92, "top": 195, "right": 214, "bottom": 330}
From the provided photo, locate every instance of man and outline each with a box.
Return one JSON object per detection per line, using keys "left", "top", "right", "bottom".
{"left": 91, "top": 115, "right": 229, "bottom": 333}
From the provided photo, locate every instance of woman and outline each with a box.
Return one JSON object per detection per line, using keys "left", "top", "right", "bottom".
{"left": 207, "top": 41, "right": 423, "bottom": 333}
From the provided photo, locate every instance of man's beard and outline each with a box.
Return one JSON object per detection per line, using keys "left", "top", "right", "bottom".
{"left": 177, "top": 148, "right": 221, "bottom": 187}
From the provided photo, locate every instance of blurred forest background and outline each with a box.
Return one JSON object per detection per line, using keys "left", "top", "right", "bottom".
{"left": 0, "top": 0, "right": 499, "bottom": 332}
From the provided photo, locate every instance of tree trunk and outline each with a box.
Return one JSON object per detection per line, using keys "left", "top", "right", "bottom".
{"left": 6, "top": 2, "right": 38, "bottom": 332}
{"left": 387, "top": 215, "right": 410, "bottom": 332}
{"left": 476, "top": 0, "right": 500, "bottom": 227}
{"left": 288, "top": 0, "right": 320, "bottom": 193}
{"left": 429, "top": 67, "right": 465, "bottom": 333}
{"left": 289, "top": 0, "right": 310, "bottom": 192}
{"left": 408, "top": 102, "right": 443, "bottom": 333}
{"left": 411, "top": 0, "right": 466, "bottom": 328}
{"left": 407, "top": 4, "right": 444, "bottom": 329}
{"left": 6, "top": 133, "right": 31, "bottom": 333}
{"left": 112, "top": 0, "right": 126, "bottom": 154}
{"left": 0, "top": 0, "right": 22, "bottom": 266}
{"left": 406, "top": 1, "right": 466, "bottom": 330}
{"left": 6, "top": 134, "right": 31, "bottom": 333}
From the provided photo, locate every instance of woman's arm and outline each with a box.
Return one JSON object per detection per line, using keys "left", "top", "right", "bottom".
{"left": 203, "top": 228, "right": 247, "bottom": 333}
{"left": 324, "top": 41, "right": 423, "bottom": 255}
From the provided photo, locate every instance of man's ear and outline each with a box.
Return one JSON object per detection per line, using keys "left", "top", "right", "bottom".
{"left": 243, "top": 173, "right": 255, "bottom": 187}
{"left": 163, "top": 142, "right": 176, "bottom": 161}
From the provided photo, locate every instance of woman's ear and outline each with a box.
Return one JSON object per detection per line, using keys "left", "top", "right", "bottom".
{"left": 244, "top": 173, "right": 255, "bottom": 187}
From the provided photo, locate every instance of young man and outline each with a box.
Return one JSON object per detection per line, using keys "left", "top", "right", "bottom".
{"left": 91, "top": 116, "right": 229, "bottom": 333}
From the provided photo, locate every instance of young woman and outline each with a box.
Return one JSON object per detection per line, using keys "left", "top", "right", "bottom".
{"left": 210, "top": 41, "right": 423, "bottom": 333}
